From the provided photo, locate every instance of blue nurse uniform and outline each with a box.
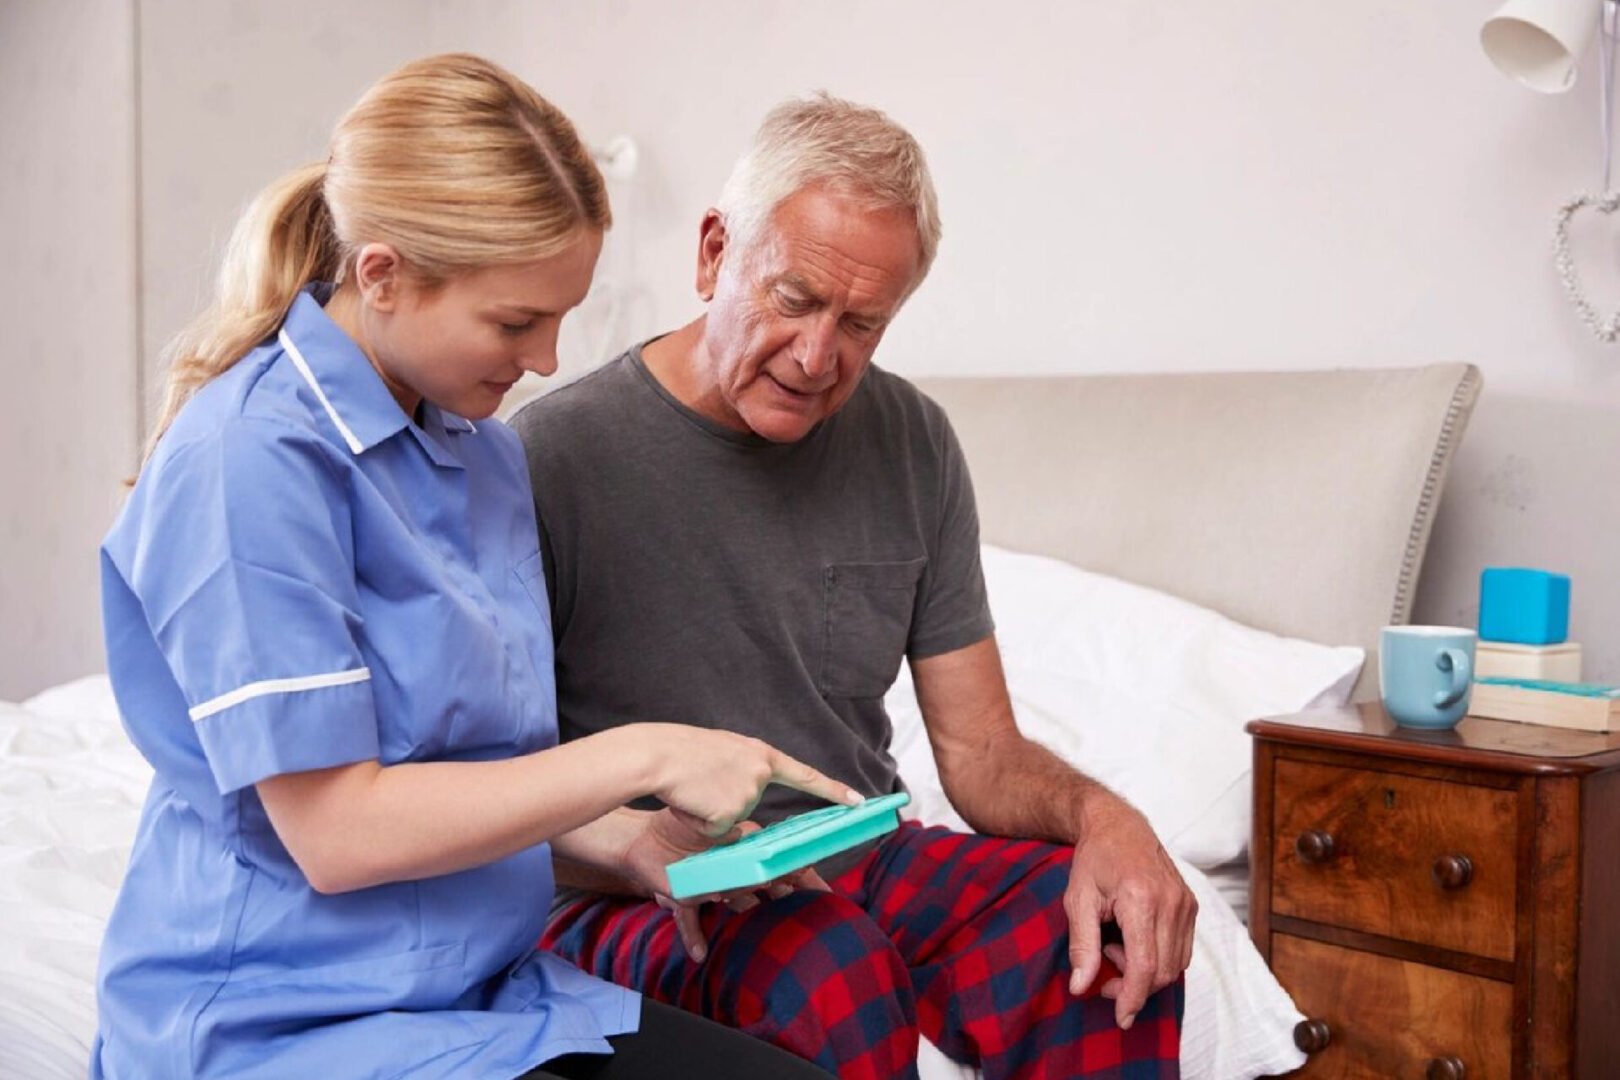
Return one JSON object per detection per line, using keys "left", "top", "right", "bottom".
{"left": 92, "top": 285, "right": 638, "bottom": 1079}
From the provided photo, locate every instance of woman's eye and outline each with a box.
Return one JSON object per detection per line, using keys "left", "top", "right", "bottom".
{"left": 500, "top": 321, "right": 535, "bottom": 336}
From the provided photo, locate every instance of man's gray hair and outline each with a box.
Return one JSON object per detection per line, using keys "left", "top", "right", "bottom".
{"left": 716, "top": 93, "right": 941, "bottom": 284}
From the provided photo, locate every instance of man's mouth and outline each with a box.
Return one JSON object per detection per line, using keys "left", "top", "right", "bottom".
{"left": 766, "top": 372, "right": 825, "bottom": 399}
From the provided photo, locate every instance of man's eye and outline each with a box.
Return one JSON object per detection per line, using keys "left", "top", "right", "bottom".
{"left": 777, "top": 293, "right": 814, "bottom": 315}
{"left": 500, "top": 321, "right": 535, "bottom": 335}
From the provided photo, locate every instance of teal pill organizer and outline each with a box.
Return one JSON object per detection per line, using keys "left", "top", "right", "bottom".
{"left": 665, "top": 792, "right": 910, "bottom": 900}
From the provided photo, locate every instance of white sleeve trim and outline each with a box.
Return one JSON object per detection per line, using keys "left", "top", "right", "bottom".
{"left": 189, "top": 667, "right": 372, "bottom": 722}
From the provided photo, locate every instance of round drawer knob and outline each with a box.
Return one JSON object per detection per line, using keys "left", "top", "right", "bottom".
{"left": 1432, "top": 853, "right": 1474, "bottom": 890}
{"left": 1293, "top": 1019, "right": 1332, "bottom": 1053}
{"left": 1295, "top": 830, "right": 1336, "bottom": 864}
{"left": 1426, "top": 1056, "right": 1466, "bottom": 1080}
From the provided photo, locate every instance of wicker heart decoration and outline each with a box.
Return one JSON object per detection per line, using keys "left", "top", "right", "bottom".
{"left": 1555, "top": 192, "right": 1620, "bottom": 343}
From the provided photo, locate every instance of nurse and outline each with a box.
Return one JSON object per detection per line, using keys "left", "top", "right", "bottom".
{"left": 94, "top": 54, "right": 849, "bottom": 1080}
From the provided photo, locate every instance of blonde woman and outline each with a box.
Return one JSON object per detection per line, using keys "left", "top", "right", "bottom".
{"left": 94, "top": 54, "right": 846, "bottom": 1080}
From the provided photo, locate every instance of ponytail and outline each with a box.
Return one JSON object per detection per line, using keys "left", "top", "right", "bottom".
{"left": 141, "top": 161, "right": 341, "bottom": 467}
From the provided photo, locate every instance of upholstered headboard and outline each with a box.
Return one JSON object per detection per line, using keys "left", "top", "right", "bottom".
{"left": 913, "top": 364, "right": 1482, "bottom": 701}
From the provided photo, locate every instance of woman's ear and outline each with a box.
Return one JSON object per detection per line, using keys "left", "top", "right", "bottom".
{"left": 352, "top": 243, "right": 405, "bottom": 312}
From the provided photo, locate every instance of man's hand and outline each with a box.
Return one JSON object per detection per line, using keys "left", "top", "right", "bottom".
{"left": 1063, "top": 795, "right": 1197, "bottom": 1029}
{"left": 620, "top": 807, "right": 829, "bottom": 963}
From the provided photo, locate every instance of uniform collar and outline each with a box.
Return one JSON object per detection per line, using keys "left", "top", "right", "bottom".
{"left": 279, "top": 285, "right": 411, "bottom": 455}
{"left": 278, "top": 284, "right": 479, "bottom": 459}
{"left": 410, "top": 402, "right": 476, "bottom": 470}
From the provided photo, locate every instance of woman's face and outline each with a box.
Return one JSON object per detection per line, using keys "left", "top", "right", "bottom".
{"left": 362, "top": 231, "right": 602, "bottom": 420}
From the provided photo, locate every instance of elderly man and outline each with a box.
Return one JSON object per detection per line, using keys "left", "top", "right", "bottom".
{"left": 510, "top": 95, "right": 1194, "bottom": 1080}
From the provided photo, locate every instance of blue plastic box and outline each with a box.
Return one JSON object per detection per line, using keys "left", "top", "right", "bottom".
{"left": 1478, "top": 568, "right": 1570, "bottom": 646}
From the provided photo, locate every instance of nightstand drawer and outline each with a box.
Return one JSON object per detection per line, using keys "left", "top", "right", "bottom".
{"left": 1271, "top": 759, "right": 1518, "bottom": 960}
{"left": 1272, "top": 934, "right": 1511, "bottom": 1079}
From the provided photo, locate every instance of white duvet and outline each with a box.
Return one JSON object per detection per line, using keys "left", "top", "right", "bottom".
{"left": 0, "top": 677, "right": 149, "bottom": 1080}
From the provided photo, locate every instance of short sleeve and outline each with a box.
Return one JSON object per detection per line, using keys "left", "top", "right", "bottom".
{"left": 117, "top": 421, "right": 380, "bottom": 794}
{"left": 907, "top": 411, "right": 996, "bottom": 660}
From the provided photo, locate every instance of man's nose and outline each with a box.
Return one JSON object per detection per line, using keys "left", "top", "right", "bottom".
{"left": 797, "top": 317, "right": 838, "bottom": 380}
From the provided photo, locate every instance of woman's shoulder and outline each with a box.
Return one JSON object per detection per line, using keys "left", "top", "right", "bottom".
{"left": 154, "top": 347, "right": 352, "bottom": 474}
{"left": 135, "top": 378, "right": 355, "bottom": 531}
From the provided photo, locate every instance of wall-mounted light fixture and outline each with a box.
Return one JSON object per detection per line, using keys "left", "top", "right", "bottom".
{"left": 1482, "top": 0, "right": 1605, "bottom": 92}
{"left": 1481, "top": 0, "right": 1620, "bottom": 342}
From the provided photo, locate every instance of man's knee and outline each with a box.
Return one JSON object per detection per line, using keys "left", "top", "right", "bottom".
{"left": 714, "top": 890, "right": 914, "bottom": 1027}
{"left": 720, "top": 890, "right": 902, "bottom": 976}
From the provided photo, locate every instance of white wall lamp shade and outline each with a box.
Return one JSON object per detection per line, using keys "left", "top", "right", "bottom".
{"left": 1481, "top": 0, "right": 1605, "bottom": 93}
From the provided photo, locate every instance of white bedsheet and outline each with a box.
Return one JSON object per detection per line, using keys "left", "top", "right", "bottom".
{"left": 0, "top": 677, "right": 149, "bottom": 1080}
{"left": 0, "top": 677, "right": 1305, "bottom": 1079}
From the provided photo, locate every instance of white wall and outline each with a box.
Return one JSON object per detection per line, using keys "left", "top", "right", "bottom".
{"left": 138, "top": 0, "right": 438, "bottom": 419}
{"left": 0, "top": 0, "right": 138, "bottom": 698}
{"left": 428, "top": 1, "right": 1615, "bottom": 389}
{"left": 7, "top": 0, "right": 1620, "bottom": 694}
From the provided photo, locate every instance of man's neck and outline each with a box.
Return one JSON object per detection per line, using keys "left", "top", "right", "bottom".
{"left": 640, "top": 317, "right": 747, "bottom": 432}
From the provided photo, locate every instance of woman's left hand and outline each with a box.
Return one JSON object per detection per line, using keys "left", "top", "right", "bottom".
{"left": 621, "top": 808, "right": 829, "bottom": 963}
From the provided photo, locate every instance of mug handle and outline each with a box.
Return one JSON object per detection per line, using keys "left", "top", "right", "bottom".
{"left": 1433, "top": 647, "right": 1472, "bottom": 709}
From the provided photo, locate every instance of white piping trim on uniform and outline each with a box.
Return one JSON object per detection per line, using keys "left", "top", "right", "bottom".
{"left": 280, "top": 329, "right": 364, "bottom": 454}
{"left": 189, "top": 667, "right": 372, "bottom": 722}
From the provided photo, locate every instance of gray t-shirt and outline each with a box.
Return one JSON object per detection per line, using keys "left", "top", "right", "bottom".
{"left": 509, "top": 343, "right": 994, "bottom": 876}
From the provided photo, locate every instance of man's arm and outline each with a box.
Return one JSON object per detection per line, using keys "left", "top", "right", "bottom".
{"left": 910, "top": 635, "right": 1197, "bottom": 1029}
{"left": 551, "top": 808, "right": 654, "bottom": 895}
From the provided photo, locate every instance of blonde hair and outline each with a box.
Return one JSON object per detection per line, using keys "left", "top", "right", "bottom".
{"left": 715, "top": 92, "right": 940, "bottom": 284}
{"left": 143, "top": 53, "right": 609, "bottom": 465}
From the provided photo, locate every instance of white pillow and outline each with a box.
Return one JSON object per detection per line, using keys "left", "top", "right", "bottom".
{"left": 889, "top": 544, "right": 1362, "bottom": 869}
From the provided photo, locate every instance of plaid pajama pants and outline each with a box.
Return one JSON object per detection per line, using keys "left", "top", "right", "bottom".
{"left": 541, "top": 823, "right": 1183, "bottom": 1080}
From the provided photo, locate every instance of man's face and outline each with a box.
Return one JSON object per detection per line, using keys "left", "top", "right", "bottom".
{"left": 697, "top": 186, "right": 922, "bottom": 443}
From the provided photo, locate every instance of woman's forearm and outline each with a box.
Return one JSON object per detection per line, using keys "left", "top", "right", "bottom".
{"left": 257, "top": 725, "right": 661, "bottom": 893}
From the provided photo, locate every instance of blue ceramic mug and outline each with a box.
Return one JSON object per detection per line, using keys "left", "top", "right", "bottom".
{"left": 1380, "top": 626, "right": 1476, "bottom": 729}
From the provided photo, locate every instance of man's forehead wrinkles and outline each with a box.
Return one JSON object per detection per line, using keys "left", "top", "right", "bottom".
{"left": 792, "top": 236, "right": 895, "bottom": 282}
{"left": 775, "top": 241, "right": 903, "bottom": 310}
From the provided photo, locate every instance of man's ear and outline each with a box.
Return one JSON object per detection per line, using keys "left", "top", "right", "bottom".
{"left": 695, "top": 209, "right": 727, "bottom": 302}
{"left": 352, "top": 242, "right": 405, "bottom": 313}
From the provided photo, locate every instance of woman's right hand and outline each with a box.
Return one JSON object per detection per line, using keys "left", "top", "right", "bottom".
{"left": 640, "top": 724, "right": 862, "bottom": 836}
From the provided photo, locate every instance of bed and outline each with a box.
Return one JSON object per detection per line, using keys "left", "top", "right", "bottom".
{"left": 0, "top": 361, "right": 1482, "bottom": 1080}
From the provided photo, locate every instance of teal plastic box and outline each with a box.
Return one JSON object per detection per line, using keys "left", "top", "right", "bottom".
{"left": 665, "top": 793, "right": 910, "bottom": 900}
{"left": 1478, "top": 567, "right": 1570, "bottom": 646}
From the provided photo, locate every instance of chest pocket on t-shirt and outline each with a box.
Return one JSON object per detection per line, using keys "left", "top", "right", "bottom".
{"left": 819, "top": 558, "right": 927, "bottom": 699}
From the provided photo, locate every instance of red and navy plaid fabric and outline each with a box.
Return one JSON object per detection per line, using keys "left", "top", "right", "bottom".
{"left": 542, "top": 823, "right": 1183, "bottom": 1080}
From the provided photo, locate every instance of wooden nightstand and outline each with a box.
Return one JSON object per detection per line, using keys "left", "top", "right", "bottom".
{"left": 1246, "top": 705, "right": 1620, "bottom": 1079}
